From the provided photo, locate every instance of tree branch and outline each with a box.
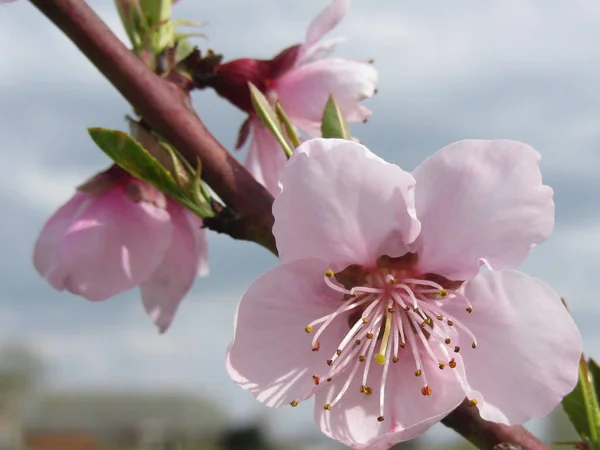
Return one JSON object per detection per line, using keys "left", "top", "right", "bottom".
{"left": 29, "top": 0, "right": 276, "bottom": 253}
{"left": 29, "top": 1, "right": 553, "bottom": 449}
{"left": 442, "top": 400, "right": 549, "bottom": 450}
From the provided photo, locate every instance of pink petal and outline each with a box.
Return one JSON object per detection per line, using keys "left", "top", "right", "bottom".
{"left": 47, "top": 184, "right": 172, "bottom": 301}
{"left": 444, "top": 270, "right": 581, "bottom": 425}
{"left": 140, "top": 201, "right": 207, "bottom": 333}
{"left": 33, "top": 193, "right": 91, "bottom": 284}
{"left": 182, "top": 209, "right": 209, "bottom": 277}
{"left": 275, "top": 58, "right": 378, "bottom": 136}
{"left": 300, "top": 0, "right": 350, "bottom": 62}
{"left": 314, "top": 343, "right": 464, "bottom": 449}
{"left": 226, "top": 258, "right": 347, "bottom": 407}
{"left": 273, "top": 138, "right": 420, "bottom": 271}
{"left": 411, "top": 140, "right": 554, "bottom": 280}
{"left": 244, "top": 120, "right": 288, "bottom": 197}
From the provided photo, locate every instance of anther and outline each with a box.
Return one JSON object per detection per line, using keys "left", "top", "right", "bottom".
{"left": 312, "top": 342, "right": 320, "bottom": 352}
{"left": 471, "top": 342, "right": 477, "bottom": 349}
{"left": 358, "top": 355, "right": 366, "bottom": 362}
{"left": 355, "top": 339, "right": 362, "bottom": 345}
{"left": 325, "top": 270, "right": 334, "bottom": 278}
{"left": 312, "top": 375, "right": 320, "bottom": 385}
{"left": 324, "top": 404, "right": 332, "bottom": 410}
{"left": 366, "top": 333, "right": 374, "bottom": 339}
{"left": 360, "top": 385, "right": 366, "bottom": 393}
{"left": 387, "top": 308, "right": 396, "bottom": 313}
{"left": 436, "top": 315, "right": 443, "bottom": 320}
{"left": 305, "top": 326, "right": 312, "bottom": 333}
{"left": 444, "top": 338, "right": 451, "bottom": 344}
{"left": 290, "top": 401, "right": 299, "bottom": 407}
{"left": 392, "top": 357, "right": 399, "bottom": 363}
{"left": 438, "top": 362, "right": 446, "bottom": 370}
{"left": 439, "top": 289, "right": 448, "bottom": 297}
{"left": 362, "top": 317, "right": 369, "bottom": 324}
{"left": 421, "top": 386, "right": 432, "bottom": 396}
{"left": 400, "top": 343, "right": 406, "bottom": 348}
{"left": 364, "top": 386, "right": 373, "bottom": 395}
{"left": 336, "top": 349, "right": 342, "bottom": 356}
{"left": 469, "top": 399, "right": 478, "bottom": 407}
{"left": 447, "top": 320, "right": 454, "bottom": 326}
{"left": 454, "top": 346, "right": 460, "bottom": 353}
{"left": 414, "top": 369, "right": 422, "bottom": 377}
{"left": 327, "top": 377, "right": 332, "bottom": 382}
{"left": 449, "top": 358, "right": 457, "bottom": 369}
{"left": 377, "top": 416, "right": 385, "bottom": 422}
{"left": 327, "top": 359, "right": 333, "bottom": 366}
{"left": 466, "top": 307, "right": 473, "bottom": 313}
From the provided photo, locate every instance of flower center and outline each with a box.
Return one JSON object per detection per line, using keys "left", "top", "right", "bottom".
{"left": 302, "top": 254, "right": 478, "bottom": 422}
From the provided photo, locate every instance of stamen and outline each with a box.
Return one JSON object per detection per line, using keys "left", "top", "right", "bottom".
{"left": 378, "top": 339, "right": 392, "bottom": 420}
{"left": 290, "top": 401, "right": 299, "bottom": 407}
{"left": 323, "top": 272, "right": 354, "bottom": 295}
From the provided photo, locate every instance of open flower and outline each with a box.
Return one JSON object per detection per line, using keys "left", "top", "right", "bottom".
{"left": 33, "top": 167, "right": 208, "bottom": 333}
{"left": 226, "top": 139, "right": 581, "bottom": 449}
{"left": 205, "top": 0, "right": 377, "bottom": 196}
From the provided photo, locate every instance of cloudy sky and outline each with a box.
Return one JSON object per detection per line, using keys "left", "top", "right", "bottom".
{"left": 1, "top": 0, "right": 599, "bottom": 447}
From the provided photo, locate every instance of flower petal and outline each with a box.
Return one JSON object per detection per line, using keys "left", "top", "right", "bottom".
{"left": 444, "top": 270, "right": 581, "bottom": 425}
{"left": 33, "top": 192, "right": 91, "bottom": 285}
{"left": 140, "top": 201, "right": 207, "bottom": 333}
{"left": 274, "top": 138, "right": 420, "bottom": 270}
{"left": 300, "top": 0, "right": 350, "bottom": 62}
{"left": 276, "top": 58, "right": 378, "bottom": 136}
{"left": 314, "top": 343, "right": 464, "bottom": 449}
{"left": 411, "top": 140, "right": 554, "bottom": 280}
{"left": 226, "top": 258, "right": 348, "bottom": 407}
{"left": 49, "top": 184, "right": 172, "bottom": 301}
{"left": 244, "top": 120, "right": 288, "bottom": 197}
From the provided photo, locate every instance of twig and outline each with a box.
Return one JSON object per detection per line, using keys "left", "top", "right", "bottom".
{"left": 29, "top": 0, "right": 276, "bottom": 254}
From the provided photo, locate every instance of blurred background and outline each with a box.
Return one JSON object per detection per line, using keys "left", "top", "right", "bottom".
{"left": 0, "top": 0, "right": 598, "bottom": 449}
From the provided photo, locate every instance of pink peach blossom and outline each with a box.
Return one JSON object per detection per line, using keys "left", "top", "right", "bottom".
{"left": 226, "top": 138, "right": 581, "bottom": 449}
{"left": 33, "top": 171, "right": 208, "bottom": 333}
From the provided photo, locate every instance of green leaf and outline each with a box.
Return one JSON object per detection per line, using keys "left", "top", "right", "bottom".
{"left": 321, "top": 94, "right": 352, "bottom": 140}
{"left": 563, "top": 355, "right": 600, "bottom": 447}
{"left": 88, "top": 127, "right": 212, "bottom": 218}
{"left": 248, "top": 82, "right": 294, "bottom": 158}
{"left": 275, "top": 102, "right": 301, "bottom": 148}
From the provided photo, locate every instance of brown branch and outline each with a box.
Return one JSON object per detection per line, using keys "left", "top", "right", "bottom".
{"left": 442, "top": 400, "right": 549, "bottom": 450}
{"left": 29, "top": 0, "right": 276, "bottom": 254}
{"left": 29, "top": 1, "right": 552, "bottom": 449}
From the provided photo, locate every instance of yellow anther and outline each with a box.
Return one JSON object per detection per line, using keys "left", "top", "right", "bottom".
{"left": 366, "top": 333, "right": 374, "bottom": 339}
{"left": 305, "top": 326, "right": 313, "bottom": 333}
{"left": 421, "top": 386, "right": 432, "bottom": 396}
{"left": 377, "top": 416, "right": 385, "bottom": 422}
{"left": 439, "top": 289, "right": 448, "bottom": 297}
{"left": 374, "top": 353, "right": 386, "bottom": 365}
{"left": 362, "top": 317, "right": 369, "bottom": 324}
{"left": 324, "top": 404, "right": 332, "bottom": 411}
{"left": 438, "top": 362, "right": 446, "bottom": 370}
{"left": 414, "top": 369, "right": 422, "bottom": 377}
{"left": 364, "top": 386, "right": 373, "bottom": 395}
{"left": 290, "top": 401, "right": 299, "bottom": 407}
{"left": 358, "top": 355, "right": 366, "bottom": 362}
{"left": 466, "top": 306, "right": 473, "bottom": 313}
{"left": 444, "top": 338, "right": 451, "bottom": 344}
{"left": 468, "top": 399, "right": 478, "bottom": 407}
{"left": 325, "top": 270, "right": 334, "bottom": 278}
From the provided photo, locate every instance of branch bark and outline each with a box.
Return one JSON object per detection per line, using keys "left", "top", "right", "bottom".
{"left": 29, "top": 1, "right": 552, "bottom": 449}
{"left": 29, "top": 0, "right": 276, "bottom": 253}
{"left": 442, "top": 400, "right": 549, "bottom": 450}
